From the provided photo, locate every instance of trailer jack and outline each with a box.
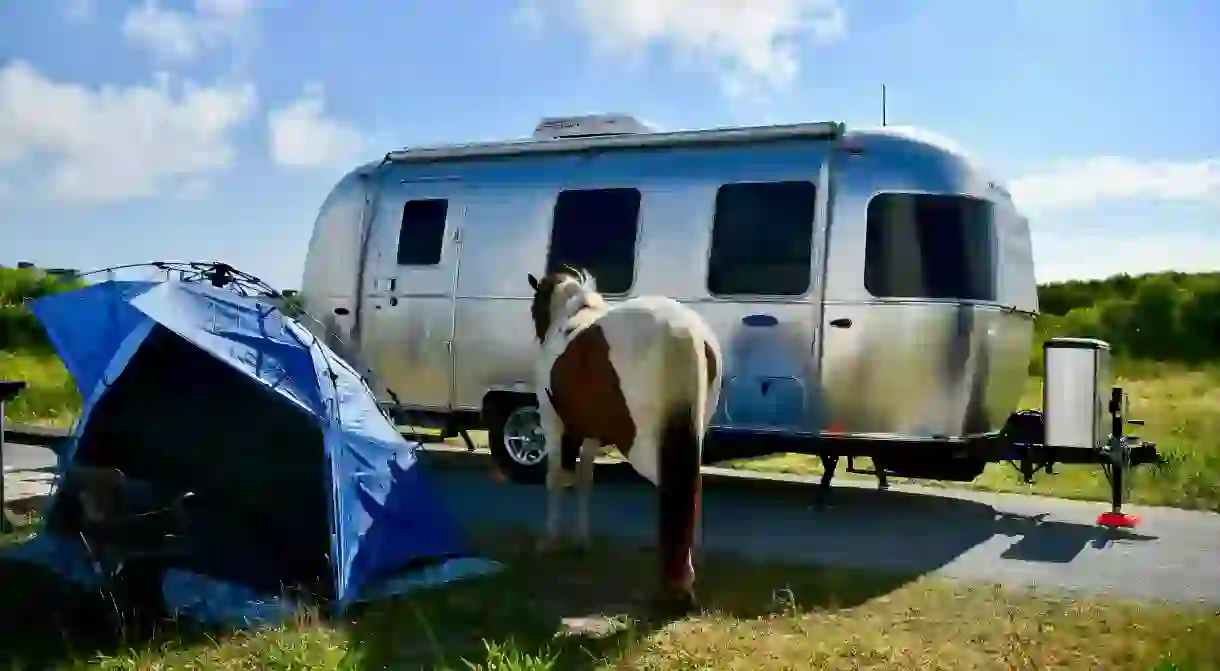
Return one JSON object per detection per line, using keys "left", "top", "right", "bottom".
{"left": 1002, "top": 386, "right": 1165, "bottom": 529}
{"left": 1096, "top": 386, "right": 1165, "bottom": 528}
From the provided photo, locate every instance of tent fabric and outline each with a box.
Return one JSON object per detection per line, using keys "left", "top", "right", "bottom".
{"left": 14, "top": 279, "right": 497, "bottom": 617}
{"left": 28, "top": 280, "right": 159, "bottom": 400}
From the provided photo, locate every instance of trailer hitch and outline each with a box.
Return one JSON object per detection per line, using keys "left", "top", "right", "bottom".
{"left": 1001, "top": 388, "right": 1166, "bottom": 525}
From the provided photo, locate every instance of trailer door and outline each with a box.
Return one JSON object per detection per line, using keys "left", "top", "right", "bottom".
{"left": 700, "top": 175, "right": 825, "bottom": 435}
{"left": 361, "top": 178, "right": 465, "bottom": 411}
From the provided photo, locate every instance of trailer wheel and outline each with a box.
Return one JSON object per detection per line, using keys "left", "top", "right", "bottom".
{"left": 484, "top": 395, "right": 548, "bottom": 485}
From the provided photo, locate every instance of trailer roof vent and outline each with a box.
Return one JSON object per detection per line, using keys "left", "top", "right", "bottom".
{"left": 532, "top": 113, "right": 655, "bottom": 140}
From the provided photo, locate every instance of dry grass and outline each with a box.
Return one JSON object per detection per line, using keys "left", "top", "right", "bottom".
{"left": 1, "top": 516, "right": 1216, "bottom": 671}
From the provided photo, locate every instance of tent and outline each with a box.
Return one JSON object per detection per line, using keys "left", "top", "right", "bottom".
{"left": 5, "top": 278, "right": 497, "bottom": 624}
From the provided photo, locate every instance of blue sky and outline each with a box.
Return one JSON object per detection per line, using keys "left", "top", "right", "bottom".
{"left": 1, "top": 0, "right": 1217, "bottom": 289}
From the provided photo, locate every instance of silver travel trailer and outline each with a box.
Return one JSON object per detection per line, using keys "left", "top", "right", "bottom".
{"left": 299, "top": 114, "right": 1161, "bottom": 515}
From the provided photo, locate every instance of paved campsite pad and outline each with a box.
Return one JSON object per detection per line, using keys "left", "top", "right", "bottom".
{"left": 429, "top": 460, "right": 1220, "bottom": 607}
{"left": 8, "top": 440, "right": 1220, "bottom": 607}
{"left": 1, "top": 520, "right": 1217, "bottom": 670}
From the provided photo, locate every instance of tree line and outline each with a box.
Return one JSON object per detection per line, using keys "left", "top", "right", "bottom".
{"left": 1035, "top": 270, "right": 1220, "bottom": 365}
{"left": 1, "top": 267, "right": 306, "bottom": 353}
{"left": 5, "top": 266, "right": 1220, "bottom": 369}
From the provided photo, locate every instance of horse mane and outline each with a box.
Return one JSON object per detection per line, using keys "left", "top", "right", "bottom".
{"left": 549, "top": 267, "right": 608, "bottom": 340}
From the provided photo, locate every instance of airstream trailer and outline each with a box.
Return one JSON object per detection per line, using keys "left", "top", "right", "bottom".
{"left": 299, "top": 114, "right": 1161, "bottom": 521}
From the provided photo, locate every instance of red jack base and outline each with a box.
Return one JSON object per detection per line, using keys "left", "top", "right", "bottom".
{"left": 1097, "top": 511, "right": 1140, "bottom": 528}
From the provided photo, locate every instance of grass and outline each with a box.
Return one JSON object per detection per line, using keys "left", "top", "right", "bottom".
{"left": 729, "top": 361, "right": 1220, "bottom": 512}
{"left": 0, "top": 350, "right": 79, "bottom": 429}
{"left": 1, "top": 513, "right": 1218, "bottom": 671}
{"left": 4, "top": 349, "right": 1220, "bottom": 511}
{"left": 3, "top": 352, "right": 1219, "bottom": 669}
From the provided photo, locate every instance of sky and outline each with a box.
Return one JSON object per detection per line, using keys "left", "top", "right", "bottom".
{"left": 0, "top": 0, "right": 1217, "bottom": 290}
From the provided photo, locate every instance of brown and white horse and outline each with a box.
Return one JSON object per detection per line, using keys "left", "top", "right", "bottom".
{"left": 526, "top": 267, "right": 723, "bottom": 612}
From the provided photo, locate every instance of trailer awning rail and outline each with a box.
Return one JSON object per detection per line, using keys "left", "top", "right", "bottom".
{"left": 384, "top": 121, "right": 846, "bottom": 164}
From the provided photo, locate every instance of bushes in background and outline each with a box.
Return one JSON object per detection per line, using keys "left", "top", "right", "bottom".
{"left": 6, "top": 265, "right": 1220, "bottom": 366}
{"left": 1032, "top": 271, "right": 1220, "bottom": 374}
{"left": 0, "top": 267, "right": 84, "bottom": 353}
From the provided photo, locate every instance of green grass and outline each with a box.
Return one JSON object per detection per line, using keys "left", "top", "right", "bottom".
{"left": 0, "top": 350, "right": 80, "bottom": 429}
{"left": 1, "top": 516, "right": 1218, "bottom": 670}
{"left": 730, "top": 361, "right": 1220, "bottom": 512}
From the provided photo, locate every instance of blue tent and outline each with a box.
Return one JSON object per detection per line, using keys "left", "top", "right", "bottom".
{"left": 7, "top": 278, "right": 497, "bottom": 624}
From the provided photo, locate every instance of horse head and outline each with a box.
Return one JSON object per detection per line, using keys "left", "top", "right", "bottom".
{"left": 527, "top": 266, "right": 600, "bottom": 343}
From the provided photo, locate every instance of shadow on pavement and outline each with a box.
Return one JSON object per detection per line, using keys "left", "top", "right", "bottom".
{"left": 436, "top": 464, "right": 1160, "bottom": 583}
{"left": 994, "top": 511, "right": 1158, "bottom": 564}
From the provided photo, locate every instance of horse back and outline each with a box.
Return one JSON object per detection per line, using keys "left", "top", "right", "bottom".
{"left": 545, "top": 297, "right": 720, "bottom": 451}
{"left": 601, "top": 297, "right": 721, "bottom": 393}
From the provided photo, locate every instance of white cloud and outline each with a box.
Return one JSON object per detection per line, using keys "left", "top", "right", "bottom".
{"left": 61, "top": 0, "right": 97, "bottom": 23}
{"left": 1011, "top": 156, "right": 1220, "bottom": 213}
{"left": 0, "top": 60, "right": 256, "bottom": 203}
{"left": 122, "top": 0, "right": 257, "bottom": 65}
{"left": 523, "top": 0, "right": 847, "bottom": 97}
{"left": 267, "top": 85, "right": 368, "bottom": 170}
{"left": 511, "top": 0, "right": 547, "bottom": 34}
{"left": 174, "top": 178, "right": 213, "bottom": 201}
{"left": 1035, "top": 231, "right": 1220, "bottom": 283}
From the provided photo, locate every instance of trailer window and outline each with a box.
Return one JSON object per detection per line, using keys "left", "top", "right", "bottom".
{"left": 864, "top": 193, "right": 996, "bottom": 301}
{"left": 546, "top": 188, "right": 641, "bottom": 294}
{"left": 707, "top": 181, "right": 817, "bottom": 296}
{"left": 396, "top": 198, "right": 448, "bottom": 266}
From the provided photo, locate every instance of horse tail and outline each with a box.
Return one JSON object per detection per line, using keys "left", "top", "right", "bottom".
{"left": 656, "top": 328, "right": 709, "bottom": 605}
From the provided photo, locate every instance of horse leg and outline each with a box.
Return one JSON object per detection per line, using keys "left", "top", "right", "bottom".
{"left": 574, "top": 439, "right": 600, "bottom": 552}
{"left": 657, "top": 407, "right": 702, "bottom": 614}
{"left": 816, "top": 453, "right": 839, "bottom": 506}
{"left": 537, "top": 413, "right": 566, "bottom": 552}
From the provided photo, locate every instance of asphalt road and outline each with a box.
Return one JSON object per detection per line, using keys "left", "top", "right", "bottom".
{"left": 3, "top": 442, "right": 56, "bottom": 474}
{"left": 5, "top": 441, "right": 1220, "bottom": 606}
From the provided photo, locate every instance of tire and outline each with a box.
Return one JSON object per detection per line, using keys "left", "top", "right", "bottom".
{"left": 484, "top": 395, "right": 548, "bottom": 485}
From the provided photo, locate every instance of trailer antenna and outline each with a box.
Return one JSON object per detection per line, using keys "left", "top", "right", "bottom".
{"left": 881, "top": 84, "right": 888, "bottom": 127}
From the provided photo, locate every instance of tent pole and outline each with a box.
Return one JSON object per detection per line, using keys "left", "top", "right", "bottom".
{"left": 1, "top": 399, "right": 11, "bottom": 533}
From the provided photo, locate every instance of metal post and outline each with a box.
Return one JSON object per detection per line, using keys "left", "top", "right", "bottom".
{"left": 0, "top": 380, "right": 28, "bottom": 534}
{"left": 881, "top": 84, "right": 888, "bottom": 127}
{"left": 1098, "top": 386, "right": 1139, "bottom": 528}
{"left": 1110, "top": 387, "right": 1124, "bottom": 516}
{"left": 1, "top": 398, "right": 10, "bottom": 533}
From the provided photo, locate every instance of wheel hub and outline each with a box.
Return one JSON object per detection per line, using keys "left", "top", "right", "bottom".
{"left": 502, "top": 406, "right": 546, "bottom": 467}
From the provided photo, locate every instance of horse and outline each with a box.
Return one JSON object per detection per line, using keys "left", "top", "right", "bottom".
{"left": 526, "top": 266, "right": 723, "bottom": 613}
